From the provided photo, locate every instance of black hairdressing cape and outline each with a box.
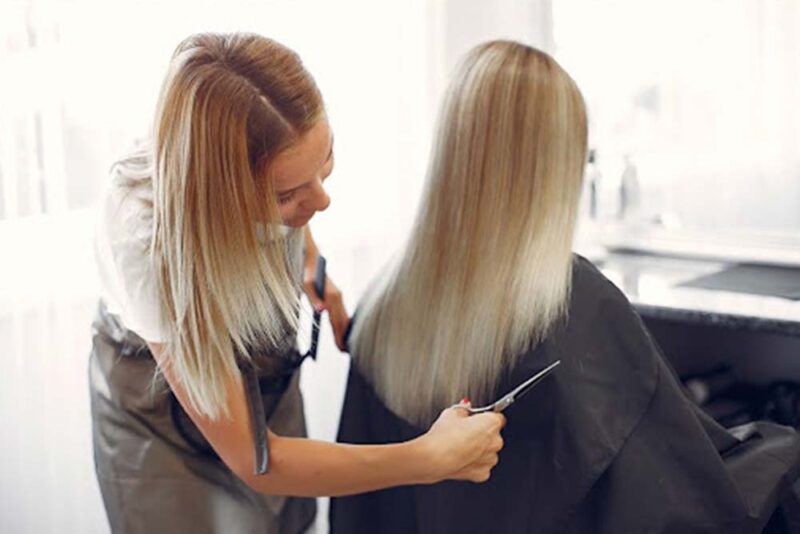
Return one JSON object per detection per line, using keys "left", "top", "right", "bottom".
{"left": 330, "top": 256, "right": 800, "bottom": 533}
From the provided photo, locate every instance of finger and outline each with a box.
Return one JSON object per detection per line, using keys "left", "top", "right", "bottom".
{"left": 329, "top": 316, "right": 343, "bottom": 350}
{"left": 477, "top": 455, "right": 499, "bottom": 475}
{"left": 447, "top": 404, "right": 471, "bottom": 418}
{"left": 324, "top": 292, "right": 349, "bottom": 349}
{"left": 303, "top": 280, "right": 326, "bottom": 310}
{"left": 461, "top": 453, "right": 497, "bottom": 474}
{"left": 473, "top": 456, "right": 498, "bottom": 482}
{"left": 489, "top": 412, "right": 506, "bottom": 430}
{"left": 329, "top": 296, "right": 349, "bottom": 323}
{"left": 315, "top": 275, "right": 342, "bottom": 312}
{"left": 325, "top": 285, "right": 343, "bottom": 304}
{"left": 471, "top": 412, "right": 503, "bottom": 432}
{"left": 329, "top": 312, "right": 350, "bottom": 351}
{"left": 458, "top": 463, "right": 494, "bottom": 484}
{"left": 470, "top": 470, "right": 491, "bottom": 483}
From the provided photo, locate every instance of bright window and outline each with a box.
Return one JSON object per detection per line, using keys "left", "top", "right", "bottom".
{"left": 554, "top": 0, "right": 800, "bottom": 237}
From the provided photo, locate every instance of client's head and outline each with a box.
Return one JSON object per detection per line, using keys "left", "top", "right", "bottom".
{"left": 351, "top": 40, "right": 588, "bottom": 425}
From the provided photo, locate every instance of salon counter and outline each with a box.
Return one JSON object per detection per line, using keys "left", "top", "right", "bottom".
{"left": 589, "top": 250, "right": 800, "bottom": 383}
{"left": 595, "top": 251, "right": 800, "bottom": 338}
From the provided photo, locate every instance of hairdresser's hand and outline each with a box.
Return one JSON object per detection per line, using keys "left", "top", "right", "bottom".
{"left": 417, "top": 401, "right": 505, "bottom": 484}
{"left": 303, "top": 262, "right": 350, "bottom": 351}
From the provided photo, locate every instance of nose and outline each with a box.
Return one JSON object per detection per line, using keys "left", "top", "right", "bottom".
{"left": 306, "top": 179, "right": 330, "bottom": 213}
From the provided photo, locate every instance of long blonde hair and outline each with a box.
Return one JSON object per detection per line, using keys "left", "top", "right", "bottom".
{"left": 350, "top": 41, "right": 588, "bottom": 426}
{"left": 115, "top": 33, "right": 324, "bottom": 419}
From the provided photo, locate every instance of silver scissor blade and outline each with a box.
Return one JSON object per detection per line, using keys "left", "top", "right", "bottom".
{"left": 458, "top": 359, "right": 561, "bottom": 414}
{"left": 505, "top": 360, "right": 561, "bottom": 402}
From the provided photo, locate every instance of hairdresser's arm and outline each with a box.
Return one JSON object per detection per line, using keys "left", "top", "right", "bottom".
{"left": 303, "top": 226, "right": 349, "bottom": 350}
{"left": 149, "top": 342, "right": 504, "bottom": 497}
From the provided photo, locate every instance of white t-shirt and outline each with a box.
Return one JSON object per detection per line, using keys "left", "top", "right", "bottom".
{"left": 94, "top": 174, "right": 167, "bottom": 343}
{"left": 94, "top": 170, "right": 304, "bottom": 344}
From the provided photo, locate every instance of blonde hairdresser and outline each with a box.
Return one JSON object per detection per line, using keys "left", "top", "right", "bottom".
{"left": 89, "top": 32, "right": 504, "bottom": 531}
{"left": 147, "top": 33, "right": 503, "bottom": 494}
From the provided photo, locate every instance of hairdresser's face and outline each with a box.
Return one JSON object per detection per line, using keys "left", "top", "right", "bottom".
{"left": 269, "top": 120, "right": 334, "bottom": 228}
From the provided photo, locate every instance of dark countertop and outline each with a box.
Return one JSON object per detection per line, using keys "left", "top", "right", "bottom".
{"left": 592, "top": 251, "right": 800, "bottom": 337}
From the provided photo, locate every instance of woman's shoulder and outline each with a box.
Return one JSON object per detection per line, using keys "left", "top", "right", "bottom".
{"left": 540, "top": 254, "right": 660, "bottom": 402}
{"left": 571, "top": 254, "right": 620, "bottom": 294}
{"left": 568, "top": 253, "right": 634, "bottom": 319}
{"left": 95, "top": 152, "right": 165, "bottom": 343}
{"left": 97, "top": 155, "right": 156, "bottom": 271}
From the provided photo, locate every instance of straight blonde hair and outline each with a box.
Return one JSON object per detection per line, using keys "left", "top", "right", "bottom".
{"left": 115, "top": 33, "right": 324, "bottom": 419}
{"left": 350, "top": 41, "right": 588, "bottom": 426}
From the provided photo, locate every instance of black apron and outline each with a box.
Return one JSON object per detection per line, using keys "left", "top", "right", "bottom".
{"left": 89, "top": 301, "right": 316, "bottom": 534}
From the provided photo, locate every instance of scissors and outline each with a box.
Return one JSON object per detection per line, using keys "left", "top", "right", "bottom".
{"left": 455, "top": 360, "right": 561, "bottom": 414}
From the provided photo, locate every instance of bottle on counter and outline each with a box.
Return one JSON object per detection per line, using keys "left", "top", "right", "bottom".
{"left": 574, "top": 148, "right": 606, "bottom": 260}
{"left": 586, "top": 149, "right": 600, "bottom": 220}
{"left": 618, "top": 153, "right": 641, "bottom": 222}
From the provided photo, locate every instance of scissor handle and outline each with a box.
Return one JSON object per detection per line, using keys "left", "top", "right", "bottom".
{"left": 454, "top": 396, "right": 512, "bottom": 415}
{"left": 491, "top": 396, "right": 515, "bottom": 412}
{"left": 449, "top": 403, "right": 496, "bottom": 415}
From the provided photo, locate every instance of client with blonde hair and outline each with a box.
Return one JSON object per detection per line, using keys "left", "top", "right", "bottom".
{"left": 330, "top": 40, "right": 800, "bottom": 533}
{"left": 90, "top": 32, "right": 505, "bottom": 533}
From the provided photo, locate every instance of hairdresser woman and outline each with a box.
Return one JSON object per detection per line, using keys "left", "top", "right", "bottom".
{"left": 89, "top": 32, "right": 505, "bottom": 533}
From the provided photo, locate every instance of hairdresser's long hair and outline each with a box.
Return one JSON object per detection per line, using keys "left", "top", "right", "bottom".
{"left": 350, "top": 41, "right": 588, "bottom": 426}
{"left": 113, "top": 33, "right": 324, "bottom": 419}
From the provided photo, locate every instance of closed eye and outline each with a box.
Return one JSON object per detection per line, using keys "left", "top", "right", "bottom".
{"left": 278, "top": 191, "right": 296, "bottom": 204}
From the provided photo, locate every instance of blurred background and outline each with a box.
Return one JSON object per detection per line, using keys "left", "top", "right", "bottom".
{"left": 1, "top": 0, "right": 798, "bottom": 532}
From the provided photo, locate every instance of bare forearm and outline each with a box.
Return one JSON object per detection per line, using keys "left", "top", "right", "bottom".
{"left": 151, "top": 342, "right": 503, "bottom": 499}
{"left": 242, "top": 433, "right": 435, "bottom": 497}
